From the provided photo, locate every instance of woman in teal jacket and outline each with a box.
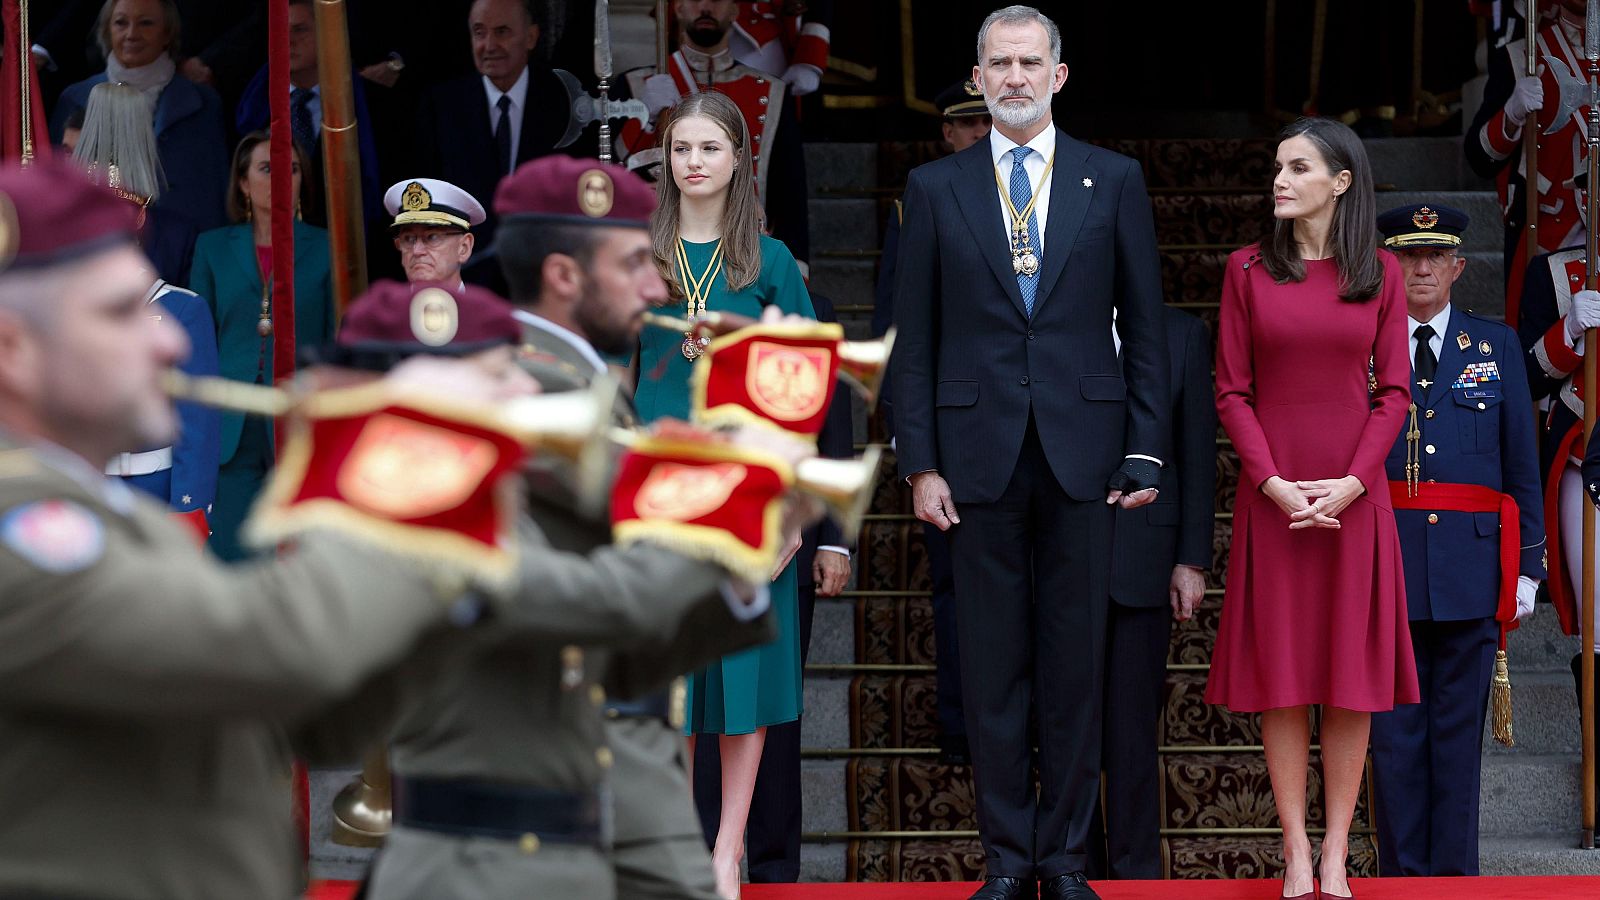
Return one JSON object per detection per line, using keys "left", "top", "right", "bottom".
{"left": 189, "top": 131, "right": 334, "bottom": 561}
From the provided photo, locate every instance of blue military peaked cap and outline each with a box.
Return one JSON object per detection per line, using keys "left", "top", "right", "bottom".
{"left": 1377, "top": 203, "right": 1468, "bottom": 249}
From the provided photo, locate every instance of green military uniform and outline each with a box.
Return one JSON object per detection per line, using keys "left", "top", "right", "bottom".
{"left": 516, "top": 314, "right": 725, "bottom": 900}
{"left": 366, "top": 477, "right": 772, "bottom": 899}
{"left": 0, "top": 437, "right": 473, "bottom": 900}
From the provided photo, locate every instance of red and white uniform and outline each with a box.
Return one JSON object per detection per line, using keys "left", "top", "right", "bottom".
{"left": 730, "top": 0, "right": 830, "bottom": 86}
{"left": 621, "top": 47, "right": 788, "bottom": 208}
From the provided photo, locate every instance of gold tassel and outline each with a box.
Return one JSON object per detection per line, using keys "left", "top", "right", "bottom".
{"left": 1491, "top": 649, "right": 1515, "bottom": 746}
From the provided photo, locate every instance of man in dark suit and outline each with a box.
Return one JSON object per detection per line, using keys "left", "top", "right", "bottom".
{"left": 416, "top": 0, "right": 588, "bottom": 287}
{"left": 692, "top": 291, "right": 855, "bottom": 883}
{"left": 1088, "top": 307, "right": 1215, "bottom": 880}
{"left": 890, "top": 8, "right": 1167, "bottom": 900}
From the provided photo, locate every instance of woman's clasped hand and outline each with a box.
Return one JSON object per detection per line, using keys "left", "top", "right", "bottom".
{"left": 1260, "top": 474, "right": 1365, "bottom": 529}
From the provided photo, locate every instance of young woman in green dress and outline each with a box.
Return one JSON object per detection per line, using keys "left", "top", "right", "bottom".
{"left": 636, "top": 90, "right": 815, "bottom": 899}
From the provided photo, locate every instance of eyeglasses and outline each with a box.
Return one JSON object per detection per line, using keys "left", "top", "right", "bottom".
{"left": 394, "top": 231, "right": 463, "bottom": 250}
{"left": 1396, "top": 249, "right": 1459, "bottom": 267}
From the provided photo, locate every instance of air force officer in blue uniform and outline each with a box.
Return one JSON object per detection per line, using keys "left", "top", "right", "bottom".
{"left": 1371, "top": 203, "right": 1544, "bottom": 877}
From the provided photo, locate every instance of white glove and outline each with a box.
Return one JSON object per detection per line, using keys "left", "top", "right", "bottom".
{"left": 781, "top": 63, "right": 821, "bottom": 96}
{"left": 1516, "top": 575, "right": 1539, "bottom": 621}
{"left": 640, "top": 74, "right": 680, "bottom": 118}
{"left": 1504, "top": 72, "right": 1544, "bottom": 124}
{"left": 1566, "top": 289, "right": 1600, "bottom": 342}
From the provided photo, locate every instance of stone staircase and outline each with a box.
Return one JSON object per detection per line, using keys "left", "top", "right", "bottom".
{"left": 799, "top": 134, "right": 1600, "bottom": 881}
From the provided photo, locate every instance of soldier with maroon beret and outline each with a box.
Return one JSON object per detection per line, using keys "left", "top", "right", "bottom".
{"left": 0, "top": 160, "right": 513, "bottom": 899}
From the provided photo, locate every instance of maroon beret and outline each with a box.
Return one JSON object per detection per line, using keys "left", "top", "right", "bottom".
{"left": 326, "top": 279, "right": 520, "bottom": 370}
{"left": 0, "top": 157, "right": 138, "bottom": 272}
{"left": 493, "top": 156, "right": 655, "bottom": 229}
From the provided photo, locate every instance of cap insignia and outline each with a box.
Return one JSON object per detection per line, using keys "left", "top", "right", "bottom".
{"left": 963, "top": 79, "right": 982, "bottom": 97}
{"left": 578, "top": 169, "right": 615, "bottom": 218}
{"left": 410, "top": 287, "right": 460, "bottom": 347}
{"left": 401, "top": 182, "right": 433, "bottom": 213}
{"left": 1412, "top": 206, "right": 1439, "bottom": 229}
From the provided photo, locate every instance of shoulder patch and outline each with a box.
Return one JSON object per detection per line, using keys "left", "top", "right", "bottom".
{"left": 1, "top": 500, "right": 105, "bottom": 573}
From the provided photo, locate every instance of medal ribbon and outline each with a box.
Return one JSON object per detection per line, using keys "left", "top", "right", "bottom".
{"left": 993, "top": 149, "right": 1057, "bottom": 246}
{"left": 676, "top": 239, "right": 724, "bottom": 359}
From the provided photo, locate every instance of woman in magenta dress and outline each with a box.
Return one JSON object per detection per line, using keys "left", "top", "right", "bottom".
{"left": 1206, "top": 117, "right": 1418, "bottom": 900}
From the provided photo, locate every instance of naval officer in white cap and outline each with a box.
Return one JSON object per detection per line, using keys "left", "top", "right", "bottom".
{"left": 383, "top": 178, "right": 487, "bottom": 289}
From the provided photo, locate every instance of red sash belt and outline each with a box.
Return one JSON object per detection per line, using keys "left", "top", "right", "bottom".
{"left": 1388, "top": 481, "right": 1520, "bottom": 624}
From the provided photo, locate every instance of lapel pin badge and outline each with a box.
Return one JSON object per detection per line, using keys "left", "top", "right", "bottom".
{"left": 1456, "top": 331, "right": 1471, "bottom": 351}
{"left": 1479, "top": 340, "right": 1492, "bottom": 356}
{"left": 1082, "top": 177, "right": 1093, "bottom": 188}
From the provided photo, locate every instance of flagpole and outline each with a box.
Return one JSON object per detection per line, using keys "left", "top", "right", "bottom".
{"left": 311, "top": 0, "right": 367, "bottom": 320}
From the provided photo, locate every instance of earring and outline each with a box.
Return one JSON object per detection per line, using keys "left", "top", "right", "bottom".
{"left": 295, "top": 199, "right": 303, "bottom": 221}
{"left": 245, "top": 196, "right": 253, "bottom": 222}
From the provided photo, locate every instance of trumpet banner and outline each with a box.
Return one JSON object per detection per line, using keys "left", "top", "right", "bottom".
{"left": 611, "top": 436, "right": 794, "bottom": 584}
{"left": 245, "top": 388, "right": 526, "bottom": 583}
{"left": 690, "top": 321, "right": 844, "bottom": 437}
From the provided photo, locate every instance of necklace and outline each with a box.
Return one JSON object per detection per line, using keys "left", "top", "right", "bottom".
{"left": 992, "top": 149, "right": 1056, "bottom": 277}
{"left": 675, "top": 238, "right": 723, "bottom": 360}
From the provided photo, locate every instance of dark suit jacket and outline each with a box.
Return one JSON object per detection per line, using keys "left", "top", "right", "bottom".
{"left": 1109, "top": 308, "right": 1215, "bottom": 607}
{"left": 188, "top": 222, "right": 335, "bottom": 464}
{"left": 797, "top": 292, "right": 853, "bottom": 587}
{"left": 51, "top": 73, "right": 230, "bottom": 232}
{"left": 414, "top": 66, "right": 589, "bottom": 256}
{"left": 891, "top": 129, "right": 1168, "bottom": 503}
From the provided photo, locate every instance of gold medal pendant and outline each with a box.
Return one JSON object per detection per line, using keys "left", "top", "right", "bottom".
{"left": 682, "top": 335, "right": 704, "bottom": 360}
{"left": 1018, "top": 251, "right": 1039, "bottom": 277}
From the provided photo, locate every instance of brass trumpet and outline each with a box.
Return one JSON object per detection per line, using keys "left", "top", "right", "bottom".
{"left": 640, "top": 313, "right": 896, "bottom": 402}
{"left": 161, "top": 370, "right": 620, "bottom": 513}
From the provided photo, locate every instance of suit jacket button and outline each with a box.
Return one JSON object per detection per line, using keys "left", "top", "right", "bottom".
{"left": 520, "top": 833, "right": 541, "bottom": 854}
{"left": 1424, "top": 444, "right": 1436, "bottom": 454}
{"left": 1027, "top": 330, "right": 1035, "bottom": 340}
{"left": 1020, "top": 376, "right": 1030, "bottom": 385}
{"left": 1428, "top": 513, "right": 1439, "bottom": 524}
{"left": 1425, "top": 409, "right": 1435, "bottom": 419}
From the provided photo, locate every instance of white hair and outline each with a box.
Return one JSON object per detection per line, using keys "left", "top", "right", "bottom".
{"left": 976, "top": 5, "right": 1062, "bottom": 66}
{"left": 74, "top": 81, "right": 165, "bottom": 202}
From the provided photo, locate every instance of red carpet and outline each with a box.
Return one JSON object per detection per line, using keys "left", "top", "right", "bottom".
{"left": 307, "top": 875, "right": 1600, "bottom": 899}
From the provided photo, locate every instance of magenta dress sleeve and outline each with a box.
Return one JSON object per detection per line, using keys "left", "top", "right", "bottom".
{"left": 1214, "top": 249, "right": 1280, "bottom": 493}
{"left": 1344, "top": 252, "right": 1411, "bottom": 496}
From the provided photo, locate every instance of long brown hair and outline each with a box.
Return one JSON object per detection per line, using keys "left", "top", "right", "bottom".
{"left": 1259, "top": 117, "right": 1383, "bottom": 302}
{"left": 649, "top": 91, "right": 763, "bottom": 293}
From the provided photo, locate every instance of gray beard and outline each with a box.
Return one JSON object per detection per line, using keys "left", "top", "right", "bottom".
{"left": 986, "top": 94, "right": 1051, "bottom": 130}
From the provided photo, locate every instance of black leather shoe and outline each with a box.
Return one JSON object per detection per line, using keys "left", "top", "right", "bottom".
{"left": 1040, "top": 872, "right": 1100, "bottom": 900}
{"left": 969, "top": 876, "right": 1037, "bottom": 900}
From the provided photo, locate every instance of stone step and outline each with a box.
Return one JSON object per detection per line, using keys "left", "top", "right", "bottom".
{"left": 1479, "top": 753, "right": 1584, "bottom": 838}
{"left": 1478, "top": 836, "right": 1600, "bottom": 875}
{"left": 809, "top": 257, "right": 876, "bottom": 311}
{"left": 1377, "top": 191, "right": 1502, "bottom": 253}
{"left": 1367, "top": 137, "right": 1494, "bottom": 193}
{"left": 1507, "top": 594, "right": 1583, "bottom": 674}
{"left": 802, "top": 670, "right": 852, "bottom": 752}
{"left": 809, "top": 596, "right": 857, "bottom": 666}
{"left": 801, "top": 757, "right": 847, "bottom": 832}
{"left": 806, "top": 142, "right": 878, "bottom": 197}
{"left": 1483, "top": 670, "right": 1580, "bottom": 757}
{"left": 1454, "top": 249, "right": 1506, "bottom": 320}
{"left": 800, "top": 841, "right": 847, "bottom": 882}
{"left": 810, "top": 197, "right": 879, "bottom": 254}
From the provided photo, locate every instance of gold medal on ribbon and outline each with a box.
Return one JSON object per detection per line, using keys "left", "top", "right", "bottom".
{"left": 677, "top": 240, "right": 723, "bottom": 360}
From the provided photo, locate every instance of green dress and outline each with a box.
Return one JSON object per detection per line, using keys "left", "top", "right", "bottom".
{"left": 635, "top": 235, "right": 815, "bottom": 735}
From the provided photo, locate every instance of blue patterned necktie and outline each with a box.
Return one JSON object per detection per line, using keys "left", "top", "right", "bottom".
{"left": 290, "top": 87, "right": 317, "bottom": 157}
{"left": 1009, "top": 146, "right": 1043, "bottom": 316}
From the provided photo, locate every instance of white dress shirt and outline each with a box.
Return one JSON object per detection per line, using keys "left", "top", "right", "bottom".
{"left": 483, "top": 66, "right": 530, "bottom": 169}
{"left": 989, "top": 125, "right": 1057, "bottom": 256}
{"left": 1406, "top": 305, "right": 1451, "bottom": 366}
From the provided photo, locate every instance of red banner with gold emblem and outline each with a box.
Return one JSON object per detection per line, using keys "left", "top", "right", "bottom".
{"left": 690, "top": 321, "right": 844, "bottom": 437}
{"left": 245, "top": 384, "right": 527, "bottom": 583}
{"left": 611, "top": 434, "right": 795, "bottom": 584}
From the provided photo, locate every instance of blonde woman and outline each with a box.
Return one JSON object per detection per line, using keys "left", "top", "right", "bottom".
{"left": 635, "top": 90, "right": 814, "bottom": 899}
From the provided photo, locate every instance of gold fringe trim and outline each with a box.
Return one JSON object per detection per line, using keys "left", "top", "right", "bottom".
{"left": 689, "top": 320, "right": 845, "bottom": 429}
{"left": 613, "top": 518, "right": 780, "bottom": 585}
{"left": 1491, "top": 649, "right": 1514, "bottom": 746}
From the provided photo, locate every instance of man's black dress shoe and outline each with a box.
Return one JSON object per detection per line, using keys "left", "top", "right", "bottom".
{"left": 968, "top": 876, "right": 1036, "bottom": 900}
{"left": 1040, "top": 872, "right": 1100, "bottom": 900}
